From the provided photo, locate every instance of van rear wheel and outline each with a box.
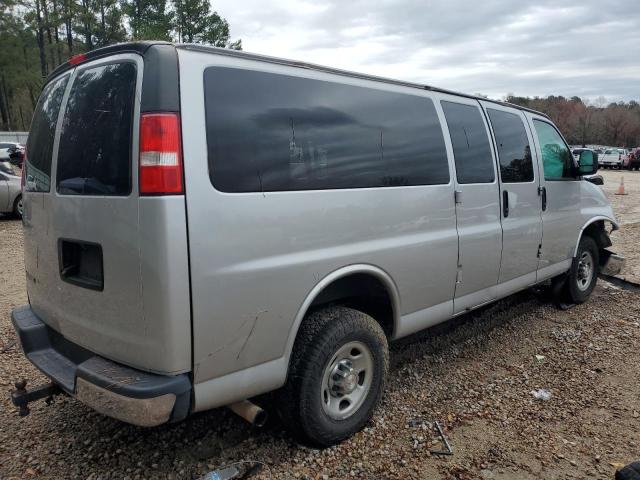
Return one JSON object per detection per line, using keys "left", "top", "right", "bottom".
{"left": 278, "top": 306, "right": 388, "bottom": 447}
{"left": 564, "top": 235, "right": 599, "bottom": 304}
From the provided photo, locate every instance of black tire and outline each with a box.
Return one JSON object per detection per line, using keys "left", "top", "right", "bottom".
{"left": 277, "top": 306, "right": 388, "bottom": 447}
{"left": 12, "top": 195, "right": 23, "bottom": 219}
{"left": 563, "top": 235, "right": 599, "bottom": 304}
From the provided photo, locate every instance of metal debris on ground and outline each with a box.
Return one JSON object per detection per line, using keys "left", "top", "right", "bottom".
{"left": 429, "top": 420, "right": 454, "bottom": 456}
{"left": 199, "top": 465, "right": 240, "bottom": 480}
{"left": 1, "top": 339, "right": 16, "bottom": 354}
{"left": 531, "top": 389, "right": 552, "bottom": 401}
{"left": 534, "top": 355, "right": 545, "bottom": 362}
{"left": 198, "top": 461, "right": 270, "bottom": 480}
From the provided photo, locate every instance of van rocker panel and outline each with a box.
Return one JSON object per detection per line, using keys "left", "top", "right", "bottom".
{"left": 11, "top": 305, "right": 191, "bottom": 425}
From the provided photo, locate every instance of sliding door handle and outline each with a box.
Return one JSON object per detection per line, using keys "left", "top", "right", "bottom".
{"left": 502, "top": 190, "right": 509, "bottom": 218}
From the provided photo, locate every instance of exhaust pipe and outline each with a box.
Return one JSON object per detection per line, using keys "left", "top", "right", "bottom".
{"left": 228, "top": 400, "right": 268, "bottom": 427}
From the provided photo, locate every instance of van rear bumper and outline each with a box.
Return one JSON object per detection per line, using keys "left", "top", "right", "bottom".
{"left": 11, "top": 305, "right": 191, "bottom": 426}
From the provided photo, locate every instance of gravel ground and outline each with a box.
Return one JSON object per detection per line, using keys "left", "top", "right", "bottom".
{"left": 599, "top": 169, "right": 640, "bottom": 283}
{"left": 1, "top": 175, "right": 639, "bottom": 480}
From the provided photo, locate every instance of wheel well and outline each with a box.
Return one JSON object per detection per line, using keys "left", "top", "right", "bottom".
{"left": 307, "top": 273, "right": 395, "bottom": 338}
{"left": 582, "top": 220, "right": 612, "bottom": 251}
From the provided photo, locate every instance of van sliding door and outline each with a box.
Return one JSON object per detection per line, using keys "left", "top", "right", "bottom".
{"left": 481, "top": 101, "right": 543, "bottom": 293}
{"left": 439, "top": 97, "right": 502, "bottom": 314}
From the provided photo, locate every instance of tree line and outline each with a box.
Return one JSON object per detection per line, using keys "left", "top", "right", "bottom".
{"left": 0, "top": 0, "right": 241, "bottom": 130}
{"left": 506, "top": 95, "right": 640, "bottom": 148}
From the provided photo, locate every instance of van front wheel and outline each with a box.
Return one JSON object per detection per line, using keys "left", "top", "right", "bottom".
{"left": 565, "top": 235, "right": 599, "bottom": 304}
{"left": 278, "top": 306, "right": 388, "bottom": 447}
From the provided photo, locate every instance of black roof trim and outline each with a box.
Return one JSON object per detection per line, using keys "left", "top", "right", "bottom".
{"left": 176, "top": 43, "right": 549, "bottom": 118}
{"left": 44, "top": 41, "right": 548, "bottom": 119}
{"left": 45, "top": 41, "right": 172, "bottom": 84}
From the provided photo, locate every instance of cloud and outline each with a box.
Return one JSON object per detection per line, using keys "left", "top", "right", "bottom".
{"left": 214, "top": 0, "right": 640, "bottom": 101}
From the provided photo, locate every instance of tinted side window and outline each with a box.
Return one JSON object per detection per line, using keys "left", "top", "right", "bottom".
{"left": 487, "top": 109, "right": 534, "bottom": 183}
{"left": 57, "top": 62, "right": 137, "bottom": 195}
{"left": 205, "top": 68, "right": 449, "bottom": 192}
{"left": 533, "top": 120, "right": 575, "bottom": 180}
{"left": 441, "top": 101, "right": 494, "bottom": 184}
{"left": 25, "top": 75, "right": 69, "bottom": 192}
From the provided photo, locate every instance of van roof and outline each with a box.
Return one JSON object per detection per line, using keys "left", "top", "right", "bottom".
{"left": 48, "top": 41, "right": 549, "bottom": 119}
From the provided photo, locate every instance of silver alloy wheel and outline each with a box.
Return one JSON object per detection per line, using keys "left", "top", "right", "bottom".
{"left": 576, "top": 250, "right": 594, "bottom": 291}
{"left": 16, "top": 197, "right": 23, "bottom": 217}
{"left": 321, "top": 341, "right": 374, "bottom": 420}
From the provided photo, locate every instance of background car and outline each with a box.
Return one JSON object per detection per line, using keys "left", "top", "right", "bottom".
{"left": 627, "top": 148, "right": 640, "bottom": 170}
{"left": 0, "top": 142, "right": 24, "bottom": 159}
{"left": 0, "top": 161, "right": 16, "bottom": 175}
{"left": 600, "top": 148, "right": 626, "bottom": 169}
{"left": 0, "top": 168, "right": 22, "bottom": 218}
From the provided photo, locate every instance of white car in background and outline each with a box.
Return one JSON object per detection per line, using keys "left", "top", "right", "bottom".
{"left": 600, "top": 148, "right": 627, "bottom": 169}
{"left": 0, "top": 142, "right": 24, "bottom": 160}
{"left": 0, "top": 168, "right": 23, "bottom": 217}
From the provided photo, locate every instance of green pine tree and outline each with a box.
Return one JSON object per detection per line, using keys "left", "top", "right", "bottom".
{"left": 173, "top": 0, "right": 241, "bottom": 49}
{"left": 121, "top": 0, "right": 173, "bottom": 41}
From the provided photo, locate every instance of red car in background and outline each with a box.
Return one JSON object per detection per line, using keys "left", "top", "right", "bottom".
{"left": 625, "top": 148, "right": 640, "bottom": 170}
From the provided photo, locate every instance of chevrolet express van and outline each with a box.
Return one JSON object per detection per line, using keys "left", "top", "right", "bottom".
{"left": 12, "top": 41, "right": 622, "bottom": 447}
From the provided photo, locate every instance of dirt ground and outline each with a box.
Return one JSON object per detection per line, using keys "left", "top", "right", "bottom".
{"left": 1, "top": 172, "right": 639, "bottom": 480}
{"left": 600, "top": 169, "right": 640, "bottom": 283}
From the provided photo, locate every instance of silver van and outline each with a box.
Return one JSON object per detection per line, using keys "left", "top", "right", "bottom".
{"left": 12, "top": 41, "right": 622, "bottom": 447}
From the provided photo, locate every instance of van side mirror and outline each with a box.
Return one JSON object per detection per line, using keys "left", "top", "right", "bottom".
{"left": 586, "top": 175, "right": 604, "bottom": 186}
{"left": 578, "top": 150, "right": 598, "bottom": 176}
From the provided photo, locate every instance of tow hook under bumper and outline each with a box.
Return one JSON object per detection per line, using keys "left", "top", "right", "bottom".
{"left": 11, "top": 379, "right": 63, "bottom": 417}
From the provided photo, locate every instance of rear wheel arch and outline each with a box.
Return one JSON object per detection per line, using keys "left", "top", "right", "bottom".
{"left": 283, "top": 265, "right": 400, "bottom": 374}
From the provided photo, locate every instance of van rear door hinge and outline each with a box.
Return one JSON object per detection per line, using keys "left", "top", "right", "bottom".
{"left": 537, "top": 244, "right": 542, "bottom": 258}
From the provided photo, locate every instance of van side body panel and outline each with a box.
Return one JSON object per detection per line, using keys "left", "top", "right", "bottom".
{"left": 178, "top": 50, "right": 458, "bottom": 402}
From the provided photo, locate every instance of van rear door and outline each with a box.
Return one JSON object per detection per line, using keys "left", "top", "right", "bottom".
{"left": 23, "top": 48, "right": 191, "bottom": 375}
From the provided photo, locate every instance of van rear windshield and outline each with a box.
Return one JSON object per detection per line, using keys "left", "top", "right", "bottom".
{"left": 56, "top": 62, "right": 137, "bottom": 196}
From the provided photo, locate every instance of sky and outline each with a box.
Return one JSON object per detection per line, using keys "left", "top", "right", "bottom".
{"left": 213, "top": 0, "right": 640, "bottom": 102}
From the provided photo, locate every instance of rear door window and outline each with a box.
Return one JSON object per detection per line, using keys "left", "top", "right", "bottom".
{"left": 487, "top": 109, "right": 534, "bottom": 183}
{"left": 441, "top": 101, "right": 495, "bottom": 184}
{"left": 57, "top": 62, "right": 137, "bottom": 195}
{"left": 25, "top": 75, "right": 69, "bottom": 192}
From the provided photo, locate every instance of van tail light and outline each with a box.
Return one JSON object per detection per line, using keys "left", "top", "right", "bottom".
{"left": 139, "top": 113, "right": 183, "bottom": 195}
{"left": 69, "top": 53, "right": 87, "bottom": 65}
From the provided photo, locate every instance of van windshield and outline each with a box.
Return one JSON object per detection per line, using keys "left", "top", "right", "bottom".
{"left": 56, "top": 62, "right": 137, "bottom": 196}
